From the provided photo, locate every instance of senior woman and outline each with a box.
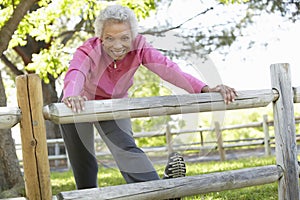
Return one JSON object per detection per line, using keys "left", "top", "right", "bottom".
{"left": 60, "top": 4, "right": 237, "bottom": 193}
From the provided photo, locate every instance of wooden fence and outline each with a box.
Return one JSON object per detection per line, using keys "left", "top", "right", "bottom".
{"left": 14, "top": 115, "right": 299, "bottom": 171}
{"left": 0, "top": 63, "right": 300, "bottom": 199}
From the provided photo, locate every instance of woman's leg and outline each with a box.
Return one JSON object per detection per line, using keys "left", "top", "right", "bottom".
{"left": 60, "top": 123, "right": 98, "bottom": 189}
{"left": 94, "top": 119, "right": 160, "bottom": 183}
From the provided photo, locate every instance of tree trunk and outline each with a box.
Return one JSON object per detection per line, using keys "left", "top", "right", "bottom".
{"left": 0, "top": 72, "right": 25, "bottom": 198}
{"left": 42, "top": 78, "right": 65, "bottom": 169}
{"left": 42, "top": 80, "right": 60, "bottom": 136}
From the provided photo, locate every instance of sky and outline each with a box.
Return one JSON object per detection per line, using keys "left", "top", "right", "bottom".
{"left": 140, "top": 0, "right": 300, "bottom": 91}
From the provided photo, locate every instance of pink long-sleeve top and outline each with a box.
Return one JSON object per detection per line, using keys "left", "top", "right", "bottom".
{"left": 63, "top": 34, "right": 207, "bottom": 100}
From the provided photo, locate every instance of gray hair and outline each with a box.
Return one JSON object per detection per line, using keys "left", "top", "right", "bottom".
{"left": 94, "top": 5, "right": 138, "bottom": 38}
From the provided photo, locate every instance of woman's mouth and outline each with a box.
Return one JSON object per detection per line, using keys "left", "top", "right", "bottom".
{"left": 111, "top": 49, "right": 126, "bottom": 59}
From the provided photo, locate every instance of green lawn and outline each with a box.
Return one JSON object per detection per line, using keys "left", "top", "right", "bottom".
{"left": 51, "top": 156, "right": 282, "bottom": 199}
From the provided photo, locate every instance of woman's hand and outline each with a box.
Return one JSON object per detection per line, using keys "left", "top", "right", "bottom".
{"left": 202, "top": 85, "right": 237, "bottom": 105}
{"left": 62, "top": 95, "right": 88, "bottom": 113}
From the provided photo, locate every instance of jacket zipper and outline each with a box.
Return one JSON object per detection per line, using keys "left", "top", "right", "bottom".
{"left": 114, "top": 60, "right": 117, "bottom": 69}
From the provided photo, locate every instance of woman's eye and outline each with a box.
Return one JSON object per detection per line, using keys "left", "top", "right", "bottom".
{"left": 105, "top": 37, "right": 113, "bottom": 41}
{"left": 122, "top": 36, "right": 130, "bottom": 41}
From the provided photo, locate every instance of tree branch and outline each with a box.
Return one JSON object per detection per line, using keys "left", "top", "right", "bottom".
{"left": 141, "top": 7, "right": 214, "bottom": 35}
{"left": 59, "top": 19, "right": 85, "bottom": 45}
{"left": 0, "top": 0, "right": 38, "bottom": 56}
{"left": 0, "top": 55, "right": 24, "bottom": 76}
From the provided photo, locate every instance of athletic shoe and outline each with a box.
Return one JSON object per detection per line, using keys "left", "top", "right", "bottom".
{"left": 163, "top": 152, "right": 186, "bottom": 179}
{"left": 163, "top": 152, "right": 186, "bottom": 200}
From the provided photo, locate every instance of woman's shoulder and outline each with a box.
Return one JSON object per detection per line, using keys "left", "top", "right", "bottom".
{"left": 81, "top": 37, "right": 101, "bottom": 48}
{"left": 76, "top": 37, "right": 102, "bottom": 54}
{"left": 133, "top": 34, "right": 153, "bottom": 49}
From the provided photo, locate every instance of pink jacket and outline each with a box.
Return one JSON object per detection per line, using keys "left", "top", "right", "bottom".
{"left": 63, "top": 34, "right": 207, "bottom": 100}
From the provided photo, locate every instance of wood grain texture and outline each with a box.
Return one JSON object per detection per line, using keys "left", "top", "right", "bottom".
{"left": 43, "top": 89, "right": 278, "bottom": 124}
{"left": 16, "top": 74, "right": 52, "bottom": 200}
{"left": 0, "top": 107, "right": 21, "bottom": 129}
{"left": 270, "top": 63, "right": 299, "bottom": 200}
{"left": 57, "top": 165, "right": 282, "bottom": 200}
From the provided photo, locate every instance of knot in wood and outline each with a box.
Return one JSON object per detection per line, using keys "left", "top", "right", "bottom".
{"left": 30, "top": 139, "right": 37, "bottom": 146}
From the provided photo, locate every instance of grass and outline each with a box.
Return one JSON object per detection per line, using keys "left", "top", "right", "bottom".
{"left": 51, "top": 156, "right": 281, "bottom": 199}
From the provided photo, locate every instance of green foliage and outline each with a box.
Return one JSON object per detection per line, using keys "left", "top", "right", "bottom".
{"left": 120, "top": 0, "right": 158, "bottom": 19}
{"left": 25, "top": 41, "right": 70, "bottom": 83}
{"left": 51, "top": 170, "right": 76, "bottom": 195}
{"left": 0, "top": 2, "right": 14, "bottom": 28}
{"left": 219, "top": 0, "right": 250, "bottom": 4}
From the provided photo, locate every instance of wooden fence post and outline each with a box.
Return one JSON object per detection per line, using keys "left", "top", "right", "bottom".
{"left": 262, "top": 114, "right": 271, "bottom": 156}
{"left": 16, "top": 74, "right": 52, "bottom": 200}
{"left": 199, "top": 125, "right": 204, "bottom": 147}
{"left": 215, "top": 121, "right": 226, "bottom": 161}
{"left": 270, "top": 63, "right": 299, "bottom": 200}
{"left": 166, "top": 123, "right": 173, "bottom": 154}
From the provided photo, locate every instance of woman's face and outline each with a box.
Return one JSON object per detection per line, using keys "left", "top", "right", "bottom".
{"left": 101, "top": 21, "right": 133, "bottom": 60}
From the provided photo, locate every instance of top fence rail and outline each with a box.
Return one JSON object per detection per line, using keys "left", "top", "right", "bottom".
{"left": 43, "top": 89, "right": 279, "bottom": 124}
{"left": 0, "top": 107, "right": 21, "bottom": 129}
{"left": 1, "top": 86, "right": 300, "bottom": 129}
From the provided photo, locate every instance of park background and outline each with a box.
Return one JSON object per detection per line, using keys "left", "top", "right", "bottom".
{"left": 0, "top": 0, "right": 300, "bottom": 198}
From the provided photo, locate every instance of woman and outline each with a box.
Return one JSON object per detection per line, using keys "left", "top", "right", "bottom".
{"left": 61, "top": 4, "right": 237, "bottom": 191}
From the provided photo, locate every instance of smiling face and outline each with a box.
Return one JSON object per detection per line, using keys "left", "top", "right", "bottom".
{"left": 101, "top": 20, "right": 133, "bottom": 61}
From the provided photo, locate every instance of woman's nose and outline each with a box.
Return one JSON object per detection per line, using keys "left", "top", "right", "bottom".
{"left": 112, "top": 40, "right": 123, "bottom": 48}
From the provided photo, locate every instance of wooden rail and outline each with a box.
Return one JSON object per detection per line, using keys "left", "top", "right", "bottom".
{"left": 57, "top": 165, "right": 283, "bottom": 200}
{"left": 1, "top": 86, "right": 299, "bottom": 130}
{"left": 43, "top": 89, "right": 278, "bottom": 124}
{"left": 0, "top": 107, "right": 21, "bottom": 129}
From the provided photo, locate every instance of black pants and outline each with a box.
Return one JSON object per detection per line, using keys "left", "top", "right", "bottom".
{"left": 60, "top": 119, "right": 160, "bottom": 189}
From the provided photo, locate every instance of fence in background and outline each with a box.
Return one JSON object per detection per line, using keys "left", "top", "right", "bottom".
{"left": 14, "top": 115, "right": 300, "bottom": 170}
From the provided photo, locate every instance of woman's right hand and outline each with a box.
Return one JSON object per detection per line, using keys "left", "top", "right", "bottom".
{"left": 62, "top": 96, "right": 88, "bottom": 113}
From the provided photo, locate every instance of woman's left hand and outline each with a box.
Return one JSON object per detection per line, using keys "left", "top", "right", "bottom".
{"left": 202, "top": 85, "right": 238, "bottom": 105}
{"left": 62, "top": 95, "right": 88, "bottom": 113}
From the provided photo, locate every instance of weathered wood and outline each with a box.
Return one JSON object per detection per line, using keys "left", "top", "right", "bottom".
{"left": 262, "top": 115, "right": 271, "bottom": 156}
{"left": 220, "top": 121, "right": 262, "bottom": 130}
{"left": 271, "top": 63, "right": 299, "bottom": 200}
{"left": 43, "top": 89, "right": 278, "bottom": 124}
{"left": 1, "top": 197, "right": 57, "bottom": 200}
{"left": 134, "top": 131, "right": 165, "bottom": 138}
{"left": 57, "top": 165, "right": 282, "bottom": 200}
{"left": 166, "top": 124, "right": 173, "bottom": 154}
{"left": 294, "top": 86, "right": 300, "bottom": 103}
{"left": 0, "top": 107, "right": 21, "bottom": 129}
{"left": 16, "top": 74, "right": 52, "bottom": 200}
{"left": 215, "top": 121, "right": 226, "bottom": 161}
